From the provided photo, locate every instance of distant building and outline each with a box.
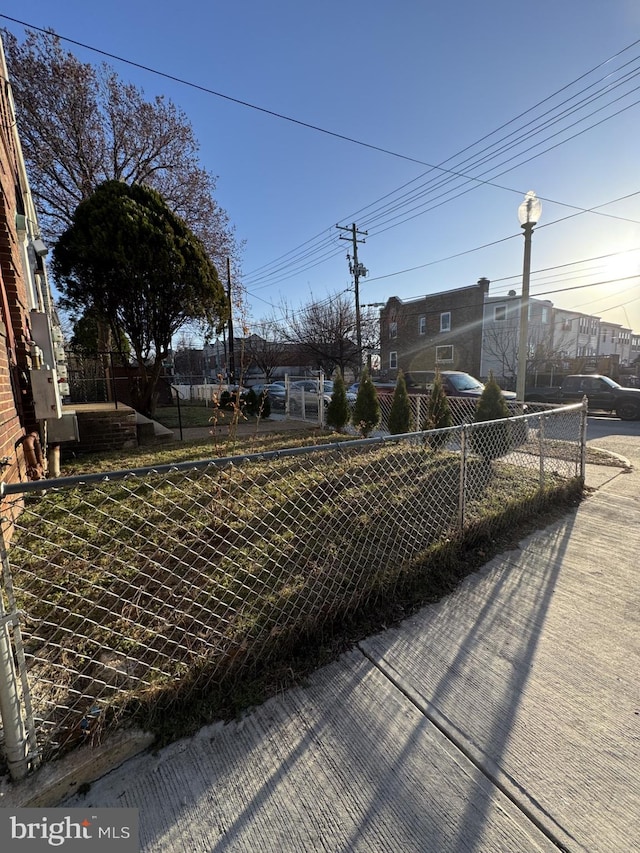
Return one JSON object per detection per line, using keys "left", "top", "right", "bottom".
{"left": 597, "top": 321, "right": 632, "bottom": 365}
{"left": 379, "top": 278, "right": 490, "bottom": 386}
{"left": 481, "top": 292, "right": 554, "bottom": 383}
{"left": 551, "top": 307, "right": 601, "bottom": 360}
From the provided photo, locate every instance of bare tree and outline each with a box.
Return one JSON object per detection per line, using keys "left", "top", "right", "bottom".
{"left": 280, "top": 293, "right": 359, "bottom": 378}
{"left": 244, "top": 322, "right": 290, "bottom": 381}
{"left": 482, "top": 322, "right": 519, "bottom": 381}
{"left": 360, "top": 305, "right": 382, "bottom": 374}
{"left": 173, "top": 334, "right": 206, "bottom": 382}
{"left": 483, "top": 315, "right": 577, "bottom": 383}
{"left": 2, "top": 27, "right": 238, "bottom": 268}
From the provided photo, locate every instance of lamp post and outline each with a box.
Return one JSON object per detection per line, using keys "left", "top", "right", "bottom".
{"left": 516, "top": 191, "right": 542, "bottom": 402}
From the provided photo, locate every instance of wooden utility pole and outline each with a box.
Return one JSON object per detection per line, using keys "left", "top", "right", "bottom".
{"left": 226, "top": 257, "right": 236, "bottom": 385}
{"left": 336, "top": 223, "right": 367, "bottom": 373}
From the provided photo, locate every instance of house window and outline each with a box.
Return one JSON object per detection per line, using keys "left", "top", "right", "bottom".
{"left": 419, "top": 315, "right": 426, "bottom": 335}
{"left": 389, "top": 351, "right": 397, "bottom": 369}
{"left": 440, "top": 312, "right": 451, "bottom": 332}
{"left": 389, "top": 321, "right": 397, "bottom": 339}
{"left": 541, "top": 307, "right": 549, "bottom": 323}
{"left": 435, "top": 345, "right": 454, "bottom": 363}
{"left": 494, "top": 305, "right": 506, "bottom": 322}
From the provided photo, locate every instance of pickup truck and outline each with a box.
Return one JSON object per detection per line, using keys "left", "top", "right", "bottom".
{"left": 525, "top": 374, "right": 640, "bottom": 420}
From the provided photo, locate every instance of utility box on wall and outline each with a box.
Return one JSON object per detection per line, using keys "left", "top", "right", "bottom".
{"left": 46, "top": 412, "right": 79, "bottom": 443}
{"left": 30, "top": 368, "right": 63, "bottom": 419}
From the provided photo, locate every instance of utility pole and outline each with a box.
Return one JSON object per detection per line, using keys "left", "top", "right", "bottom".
{"left": 337, "top": 222, "right": 367, "bottom": 374}
{"left": 226, "top": 257, "right": 236, "bottom": 385}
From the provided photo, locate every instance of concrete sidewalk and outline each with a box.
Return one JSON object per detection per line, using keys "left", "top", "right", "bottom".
{"left": 9, "top": 458, "right": 640, "bottom": 852}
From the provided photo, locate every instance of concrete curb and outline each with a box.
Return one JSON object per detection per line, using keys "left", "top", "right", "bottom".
{"left": 0, "top": 730, "right": 155, "bottom": 808}
{"left": 587, "top": 445, "right": 632, "bottom": 470}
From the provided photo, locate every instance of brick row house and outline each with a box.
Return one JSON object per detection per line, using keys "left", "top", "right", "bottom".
{"left": 0, "top": 35, "right": 66, "bottom": 490}
{"left": 378, "top": 278, "right": 490, "bottom": 386}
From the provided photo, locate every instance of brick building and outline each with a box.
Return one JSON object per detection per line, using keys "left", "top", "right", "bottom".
{"left": 379, "top": 278, "right": 490, "bottom": 386}
{"left": 0, "top": 36, "right": 65, "bottom": 488}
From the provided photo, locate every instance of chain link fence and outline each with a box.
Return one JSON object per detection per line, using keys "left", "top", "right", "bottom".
{"left": 0, "top": 404, "right": 586, "bottom": 780}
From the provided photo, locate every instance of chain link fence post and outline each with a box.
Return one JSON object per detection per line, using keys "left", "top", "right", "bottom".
{"left": 580, "top": 396, "right": 589, "bottom": 481}
{"left": 538, "top": 413, "right": 546, "bottom": 487}
{"left": 0, "top": 526, "right": 30, "bottom": 781}
{"left": 458, "top": 424, "right": 468, "bottom": 532}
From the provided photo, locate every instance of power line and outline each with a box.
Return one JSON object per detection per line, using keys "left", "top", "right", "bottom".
{"left": 5, "top": 12, "right": 640, "bottom": 256}
{"left": 4, "top": 14, "right": 640, "bottom": 306}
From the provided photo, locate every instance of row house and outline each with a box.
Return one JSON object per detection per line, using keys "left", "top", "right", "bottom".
{"left": 0, "top": 35, "right": 66, "bottom": 488}
{"left": 481, "top": 292, "right": 554, "bottom": 383}
{"left": 597, "top": 321, "right": 633, "bottom": 365}
{"left": 552, "top": 308, "right": 601, "bottom": 360}
{"left": 378, "top": 278, "right": 489, "bottom": 387}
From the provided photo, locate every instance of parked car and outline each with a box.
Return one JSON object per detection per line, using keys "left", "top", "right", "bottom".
{"left": 348, "top": 381, "right": 396, "bottom": 397}
{"left": 425, "top": 371, "right": 517, "bottom": 401}
{"left": 525, "top": 374, "right": 640, "bottom": 420}
{"left": 289, "top": 380, "right": 356, "bottom": 412}
{"left": 248, "top": 382, "right": 287, "bottom": 409}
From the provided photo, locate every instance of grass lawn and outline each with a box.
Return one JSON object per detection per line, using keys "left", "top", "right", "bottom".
{"left": 153, "top": 400, "right": 218, "bottom": 428}
{"left": 60, "top": 428, "right": 342, "bottom": 476}
{"left": 9, "top": 426, "right": 587, "bottom": 757}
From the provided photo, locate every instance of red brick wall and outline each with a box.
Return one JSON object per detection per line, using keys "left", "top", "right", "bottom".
{"left": 380, "top": 279, "right": 490, "bottom": 383}
{"left": 0, "top": 65, "right": 36, "bottom": 488}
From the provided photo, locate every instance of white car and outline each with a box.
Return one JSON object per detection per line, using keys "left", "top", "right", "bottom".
{"left": 289, "top": 380, "right": 356, "bottom": 411}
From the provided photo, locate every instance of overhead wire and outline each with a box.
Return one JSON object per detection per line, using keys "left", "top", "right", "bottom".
{"left": 3, "top": 13, "right": 640, "bottom": 309}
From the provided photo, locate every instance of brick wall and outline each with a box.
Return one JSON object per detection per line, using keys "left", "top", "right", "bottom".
{"left": 73, "top": 408, "right": 139, "bottom": 455}
{"left": 380, "top": 279, "right": 490, "bottom": 384}
{"left": 0, "top": 66, "right": 35, "bottom": 488}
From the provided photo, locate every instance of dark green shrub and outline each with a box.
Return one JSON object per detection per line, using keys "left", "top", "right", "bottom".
{"left": 243, "top": 388, "right": 258, "bottom": 415}
{"left": 326, "top": 373, "right": 350, "bottom": 432}
{"left": 422, "top": 371, "right": 453, "bottom": 449}
{"left": 388, "top": 371, "right": 413, "bottom": 434}
{"left": 244, "top": 388, "right": 271, "bottom": 418}
{"left": 258, "top": 391, "right": 271, "bottom": 419}
{"left": 352, "top": 370, "right": 381, "bottom": 437}
{"left": 219, "top": 390, "right": 234, "bottom": 411}
{"left": 473, "top": 372, "right": 511, "bottom": 459}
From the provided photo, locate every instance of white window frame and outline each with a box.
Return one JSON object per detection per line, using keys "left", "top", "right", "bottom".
{"left": 389, "top": 321, "right": 397, "bottom": 339}
{"left": 494, "top": 305, "right": 506, "bottom": 322}
{"left": 389, "top": 351, "right": 397, "bottom": 369}
{"left": 419, "top": 315, "right": 426, "bottom": 335}
{"left": 435, "top": 345, "right": 454, "bottom": 363}
{"left": 440, "top": 312, "right": 451, "bottom": 332}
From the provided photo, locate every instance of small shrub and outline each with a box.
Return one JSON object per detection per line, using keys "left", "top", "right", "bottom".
{"left": 388, "top": 371, "right": 413, "bottom": 435}
{"left": 423, "top": 371, "right": 453, "bottom": 450}
{"left": 326, "top": 373, "right": 350, "bottom": 432}
{"left": 352, "top": 370, "right": 381, "bottom": 437}
{"left": 473, "top": 372, "right": 511, "bottom": 459}
{"left": 244, "top": 389, "right": 271, "bottom": 419}
{"left": 218, "top": 390, "right": 234, "bottom": 411}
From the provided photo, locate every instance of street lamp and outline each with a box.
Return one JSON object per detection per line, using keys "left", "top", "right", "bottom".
{"left": 516, "top": 191, "right": 542, "bottom": 402}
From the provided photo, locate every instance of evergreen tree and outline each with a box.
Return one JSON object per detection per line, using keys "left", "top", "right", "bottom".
{"left": 423, "top": 371, "right": 453, "bottom": 449}
{"left": 352, "top": 370, "right": 380, "bottom": 437}
{"left": 388, "top": 371, "right": 413, "bottom": 434}
{"left": 52, "top": 180, "right": 227, "bottom": 416}
{"left": 473, "top": 372, "right": 511, "bottom": 458}
{"left": 326, "top": 373, "right": 351, "bottom": 432}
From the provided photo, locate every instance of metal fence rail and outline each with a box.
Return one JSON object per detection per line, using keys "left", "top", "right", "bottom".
{"left": 0, "top": 404, "right": 585, "bottom": 780}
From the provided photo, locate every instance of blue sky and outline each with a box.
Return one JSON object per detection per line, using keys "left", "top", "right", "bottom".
{"left": 3, "top": 2, "right": 640, "bottom": 332}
